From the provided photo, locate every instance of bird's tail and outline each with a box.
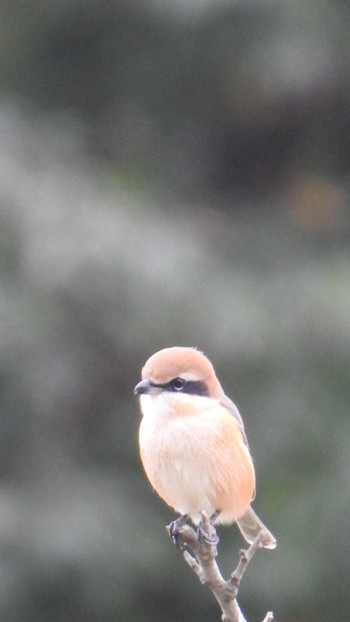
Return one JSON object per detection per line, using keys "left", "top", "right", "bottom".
{"left": 236, "top": 506, "right": 276, "bottom": 549}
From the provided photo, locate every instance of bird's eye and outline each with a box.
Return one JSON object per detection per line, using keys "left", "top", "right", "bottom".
{"left": 172, "top": 377, "right": 185, "bottom": 391}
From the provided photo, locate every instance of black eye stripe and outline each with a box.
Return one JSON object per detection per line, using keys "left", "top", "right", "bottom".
{"left": 154, "top": 378, "right": 209, "bottom": 397}
{"left": 183, "top": 380, "right": 209, "bottom": 396}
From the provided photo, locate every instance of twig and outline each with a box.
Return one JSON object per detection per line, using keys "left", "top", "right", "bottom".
{"left": 167, "top": 512, "right": 274, "bottom": 622}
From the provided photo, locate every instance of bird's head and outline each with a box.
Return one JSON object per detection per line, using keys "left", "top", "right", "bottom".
{"left": 134, "top": 347, "right": 223, "bottom": 400}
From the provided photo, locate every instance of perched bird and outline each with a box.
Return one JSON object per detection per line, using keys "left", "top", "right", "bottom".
{"left": 134, "top": 347, "right": 276, "bottom": 549}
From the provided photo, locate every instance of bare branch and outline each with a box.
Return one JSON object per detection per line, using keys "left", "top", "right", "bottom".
{"left": 228, "top": 531, "right": 266, "bottom": 599}
{"left": 167, "top": 512, "right": 274, "bottom": 622}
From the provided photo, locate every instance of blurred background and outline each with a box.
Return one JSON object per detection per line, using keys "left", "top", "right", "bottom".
{"left": 1, "top": 1, "right": 350, "bottom": 621}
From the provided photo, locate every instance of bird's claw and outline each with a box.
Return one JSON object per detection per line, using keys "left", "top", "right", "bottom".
{"left": 195, "top": 509, "right": 220, "bottom": 545}
{"left": 196, "top": 523, "right": 220, "bottom": 545}
{"left": 166, "top": 514, "right": 189, "bottom": 548}
{"left": 167, "top": 511, "right": 220, "bottom": 547}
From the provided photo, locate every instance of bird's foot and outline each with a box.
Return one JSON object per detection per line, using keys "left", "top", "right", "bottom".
{"left": 166, "top": 514, "right": 189, "bottom": 548}
{"left": 197, "top": 525, "right": 220, "bottom": 545}
{"left": 197, "top": 511, "right": 220, "bottom": 545}
{"left": 209, "top": 509, "right": 221, "bottom": 525}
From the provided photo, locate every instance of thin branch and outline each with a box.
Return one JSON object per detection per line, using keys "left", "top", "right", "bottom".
{"left": 167, "top": 512, "right": 274, "bottom": 622}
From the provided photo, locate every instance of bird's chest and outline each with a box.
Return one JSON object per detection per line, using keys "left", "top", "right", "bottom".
{"left": 139, "top": 405, "right": 196, "bottom": 467}
{"left": 138, "top": 394, "right": 209, "bottom": 481}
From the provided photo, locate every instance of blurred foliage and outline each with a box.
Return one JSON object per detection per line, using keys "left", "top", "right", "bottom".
{"left": 0, "top": 1, "right": 350, "bottom": 622}
{"left": 2, "top": 0, "right": 350, "bottom": 198}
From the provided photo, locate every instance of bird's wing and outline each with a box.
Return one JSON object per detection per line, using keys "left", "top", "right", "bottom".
{"left": 219, "top": 394, "right": 255, "bottom": 500}
{"left": 219, "top": 393, "right": 249, "bottom": 447}
{"left": 220, "top": 394, "right": 255, "bottom": 501}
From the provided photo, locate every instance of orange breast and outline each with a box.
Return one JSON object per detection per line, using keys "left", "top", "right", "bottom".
{"left": 139, "top": 395, "right": 255, "bottom": 524}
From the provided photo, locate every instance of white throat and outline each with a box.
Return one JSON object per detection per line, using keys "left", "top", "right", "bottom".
{"left": 139, "top": 391, "right": 214, "bottom": 420}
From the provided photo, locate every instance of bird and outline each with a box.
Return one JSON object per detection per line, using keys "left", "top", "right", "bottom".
{"left": 134, "top": 346, "right": 276, "bottom": 549}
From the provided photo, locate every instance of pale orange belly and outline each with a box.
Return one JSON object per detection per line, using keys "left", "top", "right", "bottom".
{"left": 139, "top": 402, "right": 255, "bottom": 524}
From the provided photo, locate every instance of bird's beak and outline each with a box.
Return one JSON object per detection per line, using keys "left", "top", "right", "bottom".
{"left": 134, "top": 379, "right": 162, "bottom": 395}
